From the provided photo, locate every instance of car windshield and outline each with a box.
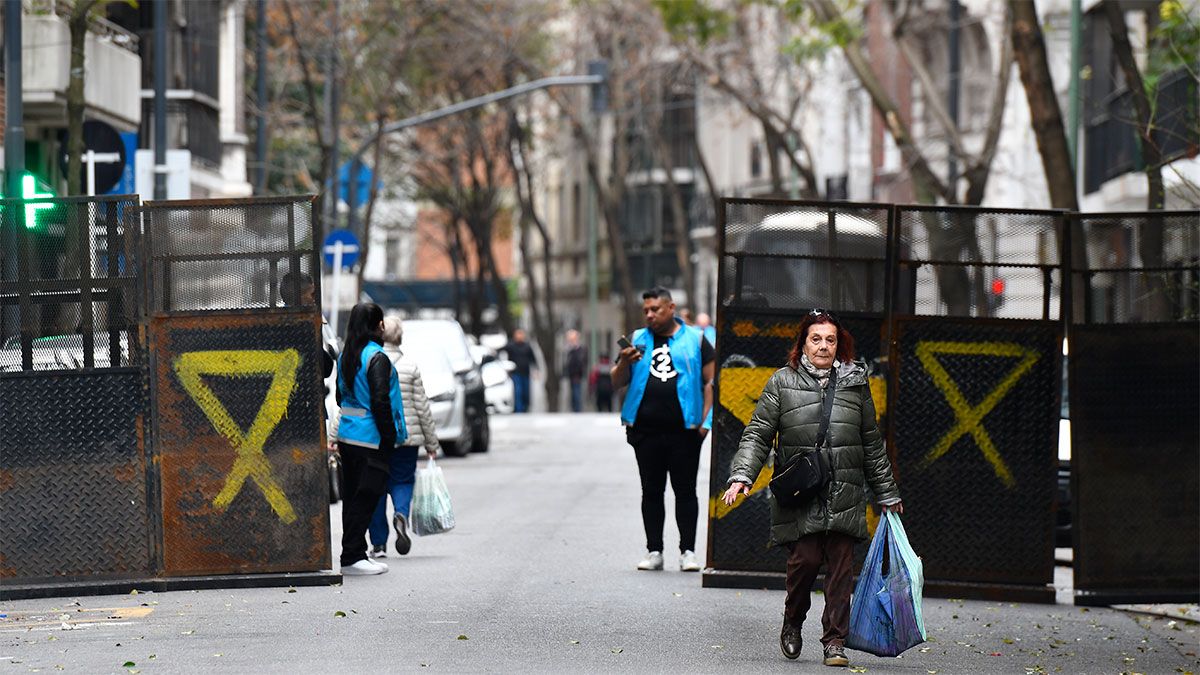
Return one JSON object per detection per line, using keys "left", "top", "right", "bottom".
{"left": 401, "top": 321, "right": 473, "bottom": 369}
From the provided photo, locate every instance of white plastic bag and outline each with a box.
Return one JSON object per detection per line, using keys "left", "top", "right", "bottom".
{"left": 411, "top": 457, "right": 455, "bottom": 536}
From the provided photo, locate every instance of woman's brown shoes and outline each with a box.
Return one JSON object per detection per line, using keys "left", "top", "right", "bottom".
{"left": 779, "top": 621, "right": 802, "bottom": 660}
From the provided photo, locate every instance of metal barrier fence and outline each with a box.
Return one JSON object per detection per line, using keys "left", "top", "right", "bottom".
{"left": 705, "top": 198, "right": 1067, "bottom": 602}
{"left": 1068, "top": 211, "right": 1199, "bottom": 606}
{"left": 0, "top": 194, "right": 335, "bottom": 599}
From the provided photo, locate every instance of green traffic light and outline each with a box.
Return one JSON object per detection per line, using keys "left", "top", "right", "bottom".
{"left": 21, "top": 173, "right": 54, "bottom": 229}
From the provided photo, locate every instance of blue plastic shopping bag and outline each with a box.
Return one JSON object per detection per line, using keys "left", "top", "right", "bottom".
{"left": 846, "top": 512, "right": 926, "bottom": 656}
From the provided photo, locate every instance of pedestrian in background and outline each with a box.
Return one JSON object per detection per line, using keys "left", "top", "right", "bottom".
{"left": 504, "top": 328, "right": 536, "bottom": 413}
{"left": 564, "top": 329, "right": 588, "bottom": 412}
{"left": 696, "top": 311, "right": 717, "bottom": 348}
{"left": 335, "top": 303, "right": 408, "bottom": 576}
{"left": 722, "top": 309, "right": 902, "bottom": 667}
{"left": 367, "top": 316, "right": 441, "bottom": 559}
{"left": 590, "top": 355, "right": 614, "bottom": 412}
{"left": 612, "top": 287, "right": 715, "bottom": 573}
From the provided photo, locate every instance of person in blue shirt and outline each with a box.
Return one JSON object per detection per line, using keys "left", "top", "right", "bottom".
{"left": 334, "top": 303, "right": 408, "bottom": 576}
{"left": 611, "top": 287, "right": 715, "bottom": 573}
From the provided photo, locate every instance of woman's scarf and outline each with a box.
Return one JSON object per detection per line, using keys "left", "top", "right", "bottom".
{"left": 800, "top": 353, "right": 833, "bottom": 388}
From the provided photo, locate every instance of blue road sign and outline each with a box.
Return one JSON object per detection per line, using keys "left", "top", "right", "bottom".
{"left": 322, "top": 229, "right": 361, "bottom": 269}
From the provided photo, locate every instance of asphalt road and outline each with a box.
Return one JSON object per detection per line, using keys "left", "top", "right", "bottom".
{"left": 2, "top": 413, "right": 1197, "bottom": 673}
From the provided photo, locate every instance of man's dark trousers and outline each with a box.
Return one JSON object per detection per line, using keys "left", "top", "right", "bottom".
{"left": 627, "top": 428, "right": 703, "bottom": 553}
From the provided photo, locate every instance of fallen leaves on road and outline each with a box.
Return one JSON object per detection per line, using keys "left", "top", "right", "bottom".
{"left": 457, "top": 635, "right": 469, "bottom": 640}
{"left": 334, "top": 611, "right": 347, "bottom": 618}
{"left": 611, "top": 647, "right": 623, "bottom": 654}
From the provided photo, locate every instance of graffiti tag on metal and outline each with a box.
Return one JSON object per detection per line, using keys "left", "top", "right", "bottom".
{"left": 915, "top": 340, "right": 1041, "bottom": 489}
{"left": 173, "top": 349, "right": 302, "bottom": 523}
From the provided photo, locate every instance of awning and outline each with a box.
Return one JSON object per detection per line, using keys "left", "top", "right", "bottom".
{"left": 361, "top": 280, "right": 503, "bottom": 310}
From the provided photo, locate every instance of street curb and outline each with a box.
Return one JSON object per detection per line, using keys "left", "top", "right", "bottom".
{"left": 0, "top": 571, "right": 342, "bottom": 601}
{"left": 1111, "top": 604, "right": 1200, "bottom": 624}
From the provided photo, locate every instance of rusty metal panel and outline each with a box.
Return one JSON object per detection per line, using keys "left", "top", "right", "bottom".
{"left": 891, "top": 317, "right": 1059, "bottom": 590}
{"left": 151, "top": 312, "right": 330, "bottom": 576}
{"left": 1071, "top": 324, "right": 1200, "bottom": 605}
{"left": 0, "top": 370, "right": 150, "bottom": 582}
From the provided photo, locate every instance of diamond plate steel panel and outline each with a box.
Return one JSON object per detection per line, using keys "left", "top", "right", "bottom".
{"left": 891, "top": 318, "right": 1058, "bottom": 586}
{"left": 151, "top": 312, "right": 329, "bottom": 576}
{"left": 1071, "top": 324, "right": 1200, "bottom": 601}
{"left": 0, "top": 370, "right": 150, "bottom": 581}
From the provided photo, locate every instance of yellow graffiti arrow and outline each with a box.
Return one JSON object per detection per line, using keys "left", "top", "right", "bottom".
{"left": 173, "top": 349, "right": 301, "bottom": 523}
{"left": 915, "top": 340, "right": 1040, "bottom": 489}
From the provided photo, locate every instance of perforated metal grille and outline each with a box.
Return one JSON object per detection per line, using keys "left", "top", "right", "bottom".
{"left": 722, "top": 201, "right": 891, "bottom": 313}
{"left": 895, "top": 206, "right": 1063, "bottom": 320}
{"left": 1, "top": 196, "right": 142, "bottom": 372}
{"left": 1070, "top": 324, "right": 1199, "bottom": 597}
{"left": 891, "top": 318, "right": 1058, "bottom": 585}
{"left": 144, "top": 197, "right": 317, "bottom": 313}
{"left": 1070, "top": 212, "right": 1200, "bottom": 324}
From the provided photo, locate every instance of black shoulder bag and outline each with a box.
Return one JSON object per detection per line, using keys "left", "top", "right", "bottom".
{"left": 768, "top": 367, "right": 836, "bottom": 509}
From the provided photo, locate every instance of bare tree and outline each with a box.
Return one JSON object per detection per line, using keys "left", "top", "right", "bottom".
{"left": 64, "top": 0, "right": 136, "bottom": 196}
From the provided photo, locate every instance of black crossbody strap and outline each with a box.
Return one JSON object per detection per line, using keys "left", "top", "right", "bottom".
{"left": 814, "top": 367, "right": 838, "bottom": 451}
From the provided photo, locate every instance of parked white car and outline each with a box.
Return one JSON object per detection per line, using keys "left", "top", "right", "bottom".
{"left": 471, "top": 344, "right": 515, "bottom": 415}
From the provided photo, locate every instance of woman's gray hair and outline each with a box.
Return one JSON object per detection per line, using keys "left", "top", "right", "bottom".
{"left": 381, "top": 316, "right": 403, "bottom": 345}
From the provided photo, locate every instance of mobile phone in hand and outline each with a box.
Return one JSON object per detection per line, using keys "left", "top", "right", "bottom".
{"left": 617, "top": 335, "right": 633, "bottom": 350}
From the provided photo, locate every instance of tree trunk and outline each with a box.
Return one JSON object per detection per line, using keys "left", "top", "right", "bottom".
{"left": 355, "top": 112, "right": 388, "bottom": 300}
{"left": 651, "top": 131, "right": 696, "bottom": 308}
{"left": 66, "top": 1, "right": 98, "bottom": 196}
{"left": 1104, "top": 1, "right": 1167, "bottom": 320}
{"left": 1011, "top": 1, "right": 1079, "bottom": 211}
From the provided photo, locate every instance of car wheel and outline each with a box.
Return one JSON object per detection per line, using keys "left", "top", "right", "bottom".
{"left": 470, "top": 413, "right": 490, "bottom": 453}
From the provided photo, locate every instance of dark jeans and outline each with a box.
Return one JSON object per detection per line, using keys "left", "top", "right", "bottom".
{"left": 784, "top": 531, "right": 857, "bottom": 648}
{"left": 627, "top": 428, "right": 703, "bottom": 553}
{"left": 595, "top": 389, "right": 612, "bottom": 412}
{"left": 512, "top": 373, "right": 531, "bottom": 413}
{"left": 569, "top": 378, "right": 584, "bottom": 412}
{"left": 338, "top": 442, "right": 390, "bottom": 566}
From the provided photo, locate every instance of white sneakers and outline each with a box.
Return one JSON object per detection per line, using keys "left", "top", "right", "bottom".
{"left": 637, "top": 550, "right": 701, "bottom": 571}
{"left": 636, "top": 551, "right": 664, "bottom": 571}
{"left": 342, "top": 558, "right": 388, "bottom": 576}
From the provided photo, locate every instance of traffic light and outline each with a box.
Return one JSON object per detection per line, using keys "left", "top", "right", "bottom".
{"left": 2, "top": 172, "right": 56, "bottom": 229}
{"left": 21, "top": 173, "right": 55, "bottom": 229}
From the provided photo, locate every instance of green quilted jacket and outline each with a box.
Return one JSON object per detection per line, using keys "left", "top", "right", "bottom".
{"left": 728, "top": 360, "right": 900, "bottom": 545}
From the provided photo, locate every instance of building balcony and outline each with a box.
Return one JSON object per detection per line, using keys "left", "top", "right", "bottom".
{"left": 21, "top": 11, "right": 142, "bottom": 129}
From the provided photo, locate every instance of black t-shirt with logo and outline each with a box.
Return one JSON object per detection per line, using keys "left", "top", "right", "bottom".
{"left": 633, "top": 331, "right": 715, "bottom": 432}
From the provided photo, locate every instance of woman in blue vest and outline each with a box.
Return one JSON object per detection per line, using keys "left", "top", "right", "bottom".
{"left": 335, "top": 303, "right": 408, "bottom": 576}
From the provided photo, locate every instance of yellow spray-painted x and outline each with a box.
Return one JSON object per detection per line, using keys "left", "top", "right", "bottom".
{"left": 915, "top": 341, "right": 1040, "bottom": 489}
{"left": 173, "top": 350, "right": 301, "bottom": 523}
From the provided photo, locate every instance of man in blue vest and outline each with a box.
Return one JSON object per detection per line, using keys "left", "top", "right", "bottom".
{"left": 612, "top": 287, "right": 715, "bottom": 573}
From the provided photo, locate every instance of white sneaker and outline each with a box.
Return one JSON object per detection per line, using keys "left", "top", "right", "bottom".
{"left": 680, "top": 550, "right": 701, "bottom": 572}
{"left": 342, "top": 558, "right": 387, "bottom": 576}
{"left": 369, "top": 545, "right": 387, "bottom": 559}
{"left": 637, "top": 551, "right": 664, "bottom": 571}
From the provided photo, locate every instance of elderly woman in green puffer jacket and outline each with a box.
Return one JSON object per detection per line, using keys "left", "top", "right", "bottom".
{"left": 723, "top": 310, "right": 903, "bottom": 669}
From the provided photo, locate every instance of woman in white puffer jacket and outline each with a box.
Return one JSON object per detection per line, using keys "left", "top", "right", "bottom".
{"left": 366, "top": 315, "right": 443, "bottom": 558}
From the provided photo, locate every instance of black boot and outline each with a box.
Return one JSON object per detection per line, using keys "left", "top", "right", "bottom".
{"left": 780, "top": 620, "right": 802, "bottom": 660}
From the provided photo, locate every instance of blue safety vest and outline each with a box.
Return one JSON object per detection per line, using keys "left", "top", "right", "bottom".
{"left": 620, "top": 318, "right": 709, "bottom": 430}
{"left": 336, "top": 341, "right": 407, "bottom": 448}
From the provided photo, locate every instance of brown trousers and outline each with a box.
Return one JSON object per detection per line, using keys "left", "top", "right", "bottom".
{"left": 784, "top": 531, "right": 856, "bottom": 648}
